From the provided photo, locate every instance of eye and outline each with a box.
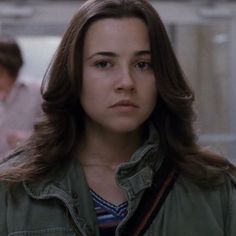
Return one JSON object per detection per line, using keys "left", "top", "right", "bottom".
{"left": 135, "top": 61, "right": 152, "bottom": 71}
{"left": 94, "top": 60, "right": 112, "bottom": 69}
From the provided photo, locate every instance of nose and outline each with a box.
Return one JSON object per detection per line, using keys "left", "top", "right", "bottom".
{"left": 115, "top": 67, "right": 135, "bottom": 93}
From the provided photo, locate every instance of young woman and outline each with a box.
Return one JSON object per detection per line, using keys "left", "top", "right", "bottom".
{"left": 0, "top": 0, "right": 235, "bottom": 235}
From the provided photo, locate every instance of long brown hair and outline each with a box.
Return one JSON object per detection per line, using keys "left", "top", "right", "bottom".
{"left": 0, "top": 0, "right": 235, "bottom": 186}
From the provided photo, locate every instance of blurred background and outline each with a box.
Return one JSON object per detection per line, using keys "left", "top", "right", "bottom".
{"left": 0, "top": 0, "right": 235, "bottom": 163}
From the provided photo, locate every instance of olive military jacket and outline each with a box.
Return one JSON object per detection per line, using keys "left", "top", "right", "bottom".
{"left": 0, "top": 130, "right": 236, "bottom": 236}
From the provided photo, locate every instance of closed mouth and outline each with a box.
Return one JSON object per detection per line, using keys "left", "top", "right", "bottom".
{"left": 110, "top": 100, "right": 138, "bottom": 108}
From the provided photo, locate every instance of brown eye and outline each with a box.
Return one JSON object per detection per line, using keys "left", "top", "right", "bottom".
{"left": 95, "top": 60, "right": 112, "bottom": 69}
{"left": 135, "top": 61, "right": 152, "bottom": 71}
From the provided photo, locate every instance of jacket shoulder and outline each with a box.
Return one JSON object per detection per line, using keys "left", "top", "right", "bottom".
{"left": 0, "top": 181, "right": 8, "bottom": 235}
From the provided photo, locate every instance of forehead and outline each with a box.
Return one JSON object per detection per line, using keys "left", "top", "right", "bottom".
{"left": 83, "top": 17, "right": 150, "bottom": 54}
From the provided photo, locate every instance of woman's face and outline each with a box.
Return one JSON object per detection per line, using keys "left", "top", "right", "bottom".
{"left": 80, "top": 17, "right": 157, "bottom": 134}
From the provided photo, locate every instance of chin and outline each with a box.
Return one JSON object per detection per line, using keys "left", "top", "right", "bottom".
{"left": 109, "top": 121, "right": 144, "bottom": 134}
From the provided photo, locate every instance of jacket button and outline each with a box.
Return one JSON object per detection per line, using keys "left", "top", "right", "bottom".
{"left": 72, "top": 191, "right": 78, "bottom": 199}
{"left": 86, "top": 227, "right": 93, "bottom": 235}
{"left": 73, "top": 207, "right": 79, "bottom": 215}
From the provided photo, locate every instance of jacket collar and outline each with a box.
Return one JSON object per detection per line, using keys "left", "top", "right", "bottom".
{"left": 24, "top": 122, "right": 163, "bottom": 200}
{"left": 116, "top": 123, "right": 164, "bottom": 198}
{"left": 23, "top": 158, "right": 98, "bottom": 235}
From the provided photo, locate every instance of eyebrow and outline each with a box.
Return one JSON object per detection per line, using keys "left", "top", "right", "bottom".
{"left": 87, "top": 50, "right": 151, "bottom": 60}
{"left": 134, "top": 50, "right": 151, "bottom": 56}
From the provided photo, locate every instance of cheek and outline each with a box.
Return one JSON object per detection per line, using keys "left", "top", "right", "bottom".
{"left": 80, "top": 80, "right": 106, "bottom": 114}
{"left": 148, "top": 90, "right": 158, "bottom": 111}
{"left": 144, "top": 79, "right": 158, "bottom": 103}
{"left": 80, "top": 86, "right": 97, "bottom": 109}
{"left": 143, "top": 84, "right": 158, "bottom": 115}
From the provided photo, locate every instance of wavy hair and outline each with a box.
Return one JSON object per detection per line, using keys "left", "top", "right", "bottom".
{"left": 0, "top": 0, "right": 235, "bottom": 186}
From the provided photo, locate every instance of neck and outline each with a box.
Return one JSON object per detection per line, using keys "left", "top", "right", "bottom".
{"left": 78, "top": 123, "right": 143, "bottom": 169}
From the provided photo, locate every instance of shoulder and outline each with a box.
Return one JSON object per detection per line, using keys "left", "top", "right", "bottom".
{"left": 0, "top": 149, "right": 29, "bottom": 182}
{"left": 0, "top": 180, "right": 32, "bottom": 235}
{"left": 220, "top": 173, "right": 236, "bottom": 208}
{"left": 0, "top": 181, "right": 8, "bottom": 202}
{"left": 175, "top": 172, "right": 236, "bottom": 215}
{"left": 0, "top": 181, "right": 9, "bottom": 235}
{"left": 0, "top": 181, "right": 19, "bottom": 206}
{"left": 176, "top": 172, "right": 236, "bottom": 196}
{"left": 170, "top": 173, "right": 236, "bottom": 230}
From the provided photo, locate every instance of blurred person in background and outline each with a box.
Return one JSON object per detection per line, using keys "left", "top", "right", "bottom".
{"left": 0, "top": 0, "right": 236, "bottom": 235}
{"left": 0, "top": 35, "right": 42, "bottom": 158}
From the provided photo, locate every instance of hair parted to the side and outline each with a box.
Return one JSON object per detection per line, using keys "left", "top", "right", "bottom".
{"left": 0, "top": 0, "right": 235, "bottom": 185}
{"left": 0, "top": 35, "right": 23, "bottom": 79}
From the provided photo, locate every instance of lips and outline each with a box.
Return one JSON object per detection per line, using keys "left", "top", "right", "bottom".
{"left": 109, "top": 100, "right": 138, "bottom": 108}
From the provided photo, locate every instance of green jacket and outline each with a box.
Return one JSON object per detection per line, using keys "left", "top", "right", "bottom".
{"left": 0, "top": 130, "right": 236, "bottom": 235}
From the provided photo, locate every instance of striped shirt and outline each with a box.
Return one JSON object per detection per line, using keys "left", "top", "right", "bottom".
{"left": 90, "top": 189, "right": 128, "bottom": 235}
